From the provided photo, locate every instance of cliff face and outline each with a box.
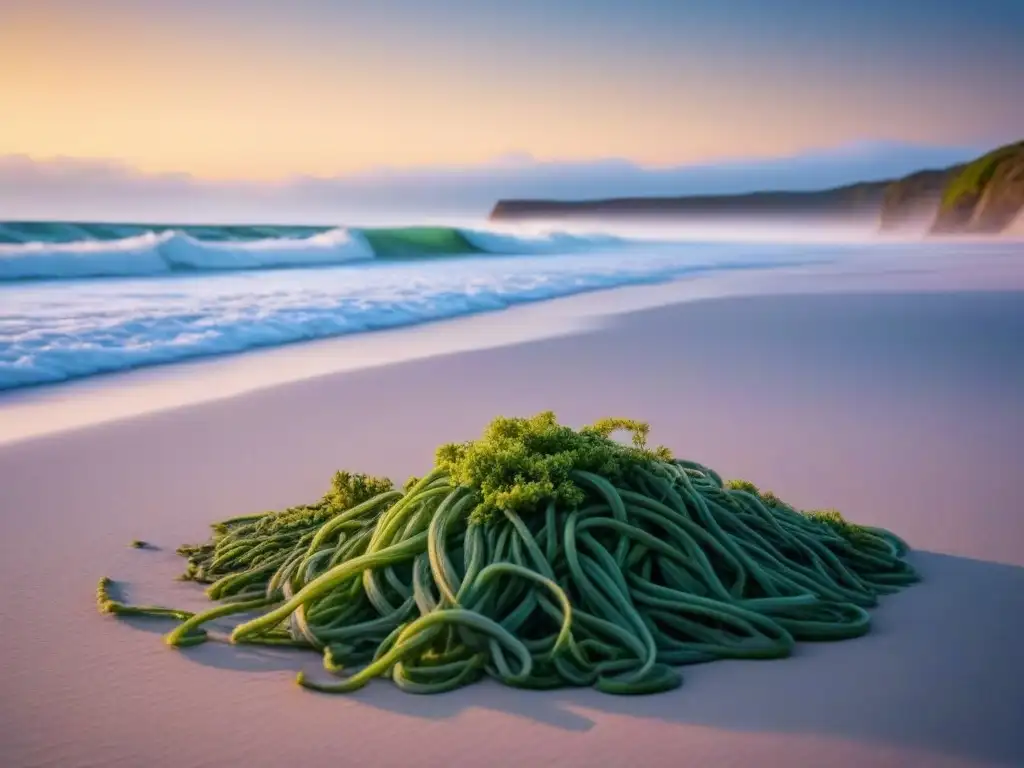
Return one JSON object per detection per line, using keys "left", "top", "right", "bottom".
{"left": 930, "top": 142, "right": 1024, "bottom": 235}
{"left": 877, "top": 167, "right": 963, "bottom": 232}
{"left": 488, "top": 140, "right": 1024, "bottom": 236}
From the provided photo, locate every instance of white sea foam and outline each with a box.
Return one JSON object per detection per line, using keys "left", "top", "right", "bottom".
{"left": 0, "top": 243, "right": 834, "bottom": 390}
{"left": 6, "top": 233, "right": 1003, "bottom": 392}
{"left": 0, "top": 232, "right": 172, "bottom": 279}
{"left": 159, "top": 228, "right": 375, "bottom": 270}
{"left": 459, "top": 228, "right": 624, "bottom": 253}
{"left": 0, "top": 229, "right": 374, "bottom": 280}
{"left": 0, "top": 225, "right": 627, "bottom": 281}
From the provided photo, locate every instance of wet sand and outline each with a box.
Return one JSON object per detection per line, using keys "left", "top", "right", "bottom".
{"left": 1, "top": 284, "right": 1023, "bottom": 767}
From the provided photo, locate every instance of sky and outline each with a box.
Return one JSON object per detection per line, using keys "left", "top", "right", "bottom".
{"left": 2, "top": 0, "right": 1022, "bottom": 183}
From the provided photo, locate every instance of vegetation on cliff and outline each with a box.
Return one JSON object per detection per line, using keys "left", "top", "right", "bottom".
{"left": 931, "top": 141, "right": 1024, "bottom": 234}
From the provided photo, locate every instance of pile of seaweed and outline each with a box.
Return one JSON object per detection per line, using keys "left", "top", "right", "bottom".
{"left": 98, "top": 412, "right": 917, "bottom": 695}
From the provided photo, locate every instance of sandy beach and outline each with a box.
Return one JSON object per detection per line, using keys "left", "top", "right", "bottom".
{"left": 1, "top": 267, "right": 1023, "bottom": 767}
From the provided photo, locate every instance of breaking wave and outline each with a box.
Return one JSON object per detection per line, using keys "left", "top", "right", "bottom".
{"left": 0, "top": 223, "right": 624, "bottom": 282}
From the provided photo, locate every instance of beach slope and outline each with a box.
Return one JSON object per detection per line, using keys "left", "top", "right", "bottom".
{"left": 1, "top": 284, "right": 1022, "bottom": 767}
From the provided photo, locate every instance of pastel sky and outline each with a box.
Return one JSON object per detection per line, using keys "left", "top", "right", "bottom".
{"left": 1, "top": 0, "right": 1022, "bottom": 180}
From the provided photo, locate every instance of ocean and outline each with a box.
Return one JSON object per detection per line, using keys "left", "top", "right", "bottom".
{"left": 0, "top": 218, "right": 997, "bottom": 392}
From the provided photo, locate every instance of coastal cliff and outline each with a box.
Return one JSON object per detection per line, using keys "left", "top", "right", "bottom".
{"left": 488, "top": 140, "right": 1024, "bottom": 236}
{"left": 930, "top": 141, "right": 1024, "bottom": 234}
{"left": 877, "top": 167, "right": 963, "bottom": 232}
{"left": 489, "top": 182, "right": 888, "bottom": 224}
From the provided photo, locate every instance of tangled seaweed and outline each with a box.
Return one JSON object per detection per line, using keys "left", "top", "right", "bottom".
{"left": 98, "top": 412, "right": 918, "bottom": 695}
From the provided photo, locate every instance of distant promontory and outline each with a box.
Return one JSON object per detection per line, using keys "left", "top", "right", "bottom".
{"left": 489, "top": 140, "right": 1024, "bottom": 236}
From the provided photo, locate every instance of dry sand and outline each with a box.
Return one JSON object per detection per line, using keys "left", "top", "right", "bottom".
{"left": 1, "top": 272, "right": 1023, "bottom": 766}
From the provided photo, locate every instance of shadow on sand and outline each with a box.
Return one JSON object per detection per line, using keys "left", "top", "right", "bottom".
{"left": 154, "top": 550, "right": 1023, "bottom": 767}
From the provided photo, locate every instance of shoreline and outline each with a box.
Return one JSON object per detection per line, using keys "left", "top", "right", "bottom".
{"left": 1, "top": 279, "right": 1022, "bottom": 767}
{"left": 2, "top": 241, "right": 1022, "bottom": 446}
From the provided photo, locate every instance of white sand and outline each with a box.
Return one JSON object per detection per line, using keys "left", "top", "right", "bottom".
{"left": 1, "top": 255, "right": 1023, "bottom": 767}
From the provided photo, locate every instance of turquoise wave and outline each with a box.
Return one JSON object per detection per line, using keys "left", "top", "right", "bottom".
{"left": 0, "top": 222, "right": 624, "bottom": 282}
{"left": 0, "top": 220, "right": 330, "bottom": 244}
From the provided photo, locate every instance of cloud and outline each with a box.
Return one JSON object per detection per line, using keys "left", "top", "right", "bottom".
{"left": 0, "top": 142, "right": 986, "bottom": 224}
{"left": 0, "top": 154, "right": 188, "bottom": 183}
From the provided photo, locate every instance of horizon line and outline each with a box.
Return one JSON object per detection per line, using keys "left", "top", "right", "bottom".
{"left": 0, "top": 138, "right": 997, "bottom": 185}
